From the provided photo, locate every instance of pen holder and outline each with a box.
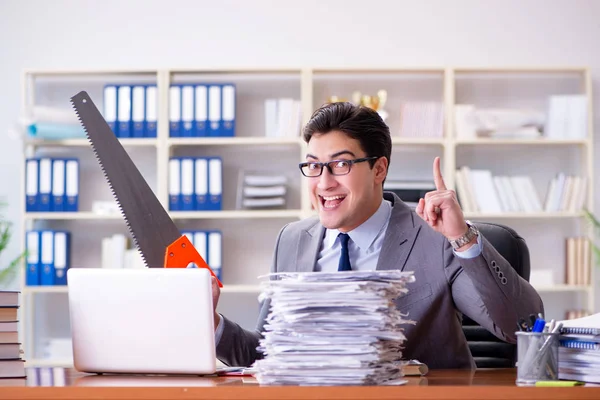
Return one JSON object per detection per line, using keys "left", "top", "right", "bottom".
{"left": 516, "top": 332, "right": 559, "bottom": 386}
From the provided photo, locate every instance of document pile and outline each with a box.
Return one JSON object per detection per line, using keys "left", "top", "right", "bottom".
{"left": 254, "top": 270, "right": 415, "bottom": 385}
{"left": 558, "top": 312, "right": 600, "bottom": 383}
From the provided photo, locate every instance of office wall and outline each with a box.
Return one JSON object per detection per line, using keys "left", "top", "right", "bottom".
{"left": 1, "top": 0, "right": 599, "bottom": 312}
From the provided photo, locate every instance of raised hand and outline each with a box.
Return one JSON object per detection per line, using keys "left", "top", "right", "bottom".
{"left": 415, "top": 157, "right": 469, "bottom": 241}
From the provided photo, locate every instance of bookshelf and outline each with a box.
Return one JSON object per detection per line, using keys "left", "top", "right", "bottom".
{"left": 19, "top": 67, "right": 595, "bottom": 367}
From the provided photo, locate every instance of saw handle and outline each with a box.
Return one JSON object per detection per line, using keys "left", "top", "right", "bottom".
{"left": 164, "top": 235, "right": 223, "bottom": 287}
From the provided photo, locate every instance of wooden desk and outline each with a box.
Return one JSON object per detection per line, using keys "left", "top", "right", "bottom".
{"left": 1, "top": 368, "right": 598, "bottom": 399}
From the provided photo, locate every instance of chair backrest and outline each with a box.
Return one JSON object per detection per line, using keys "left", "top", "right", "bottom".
{"left": 462, "top": 221, "right": 531, "bottom": 368}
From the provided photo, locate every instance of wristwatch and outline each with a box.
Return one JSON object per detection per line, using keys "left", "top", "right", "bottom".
{"left": 449, "top": 220, "right": 479, "bottom": 250}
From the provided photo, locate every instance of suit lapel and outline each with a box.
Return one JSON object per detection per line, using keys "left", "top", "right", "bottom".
{"left": 295, "top": 221, "right": 325, "bottom": 272}
{"left": 376, "top": 193, "right": 421, "bottom": 271}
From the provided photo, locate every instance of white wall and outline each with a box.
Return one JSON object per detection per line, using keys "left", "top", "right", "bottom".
{"left": 1, "top": 0, "right": 599, "bottom": 306}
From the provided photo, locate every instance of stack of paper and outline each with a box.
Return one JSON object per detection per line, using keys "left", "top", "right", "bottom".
{"left": 254, "top": 270, "right": 415, "bottom": 385}
{"left": 558, "top": 312, "right": 600, "bottom": 383}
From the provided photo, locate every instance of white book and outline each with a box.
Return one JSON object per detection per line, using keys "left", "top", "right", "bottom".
{"left": 459, "top": 166, "right": 479, "bottom": 213}
{"left": 468, "top": 169, "right": 502, "bottom": 213}
{"left": 101, "top": 237, "right": 112, "bottom": 269}
{"left": 522, "top": 176, "right": 543, "bottom": 212}
{"left": 111, "top": 234, "right": 127, "bottom": 269}
{"left": 559, "top": 176, "right": 574, "bottom": 212}
{"left": 500, "top": 176, "right": 521, "bottom": 212}
{"left": 454, "top": 169, "right": 472, "bottom": 212}
{"left": 264, "top": 99, "right": 278, "bottom": 137}
{"left": 454, "top": 105, "right": 477, "bottom": 139}
{"left": 549, "top": 173, "right": 566, "bottom": 212}
{"left": 492, "top": 176, "right": 510, "bottom": 212}
{"left": 509, "top": 176, "right": 534, "bottom": 213}
{"left": 566, "top": 95, "right": 587, "bottom": 139}
{"left": 573, "top": 176, "right": 588, "bottom": 212}
{"left": 567, "top": 176, "right": 581, "bottom": 213}
{"left": 543, "top": 177, "right": 557, "bottom": 212}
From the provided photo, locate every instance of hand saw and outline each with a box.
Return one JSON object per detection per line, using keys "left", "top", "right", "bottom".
{"left": 70, "top": 91, "right": 222, "bottom": 287}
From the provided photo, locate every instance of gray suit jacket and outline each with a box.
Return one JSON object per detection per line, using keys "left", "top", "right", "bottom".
{"left": 217, "top": 192, "right": 544, "bottom": 369}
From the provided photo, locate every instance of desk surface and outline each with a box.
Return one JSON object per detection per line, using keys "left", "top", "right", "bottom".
{"left": 0, "top": 368, "right": 598, "bottom": 399}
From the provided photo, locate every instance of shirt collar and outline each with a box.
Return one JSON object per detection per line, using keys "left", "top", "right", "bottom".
{"left": 324, "top": 198, "right": 392, "bottom": 251}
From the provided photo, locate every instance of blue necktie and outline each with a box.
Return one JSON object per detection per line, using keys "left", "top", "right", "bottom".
{"left": 338, "top": 233, "right": 352, "bottom": 271}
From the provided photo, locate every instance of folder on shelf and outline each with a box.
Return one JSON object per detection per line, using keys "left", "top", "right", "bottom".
{"left": 180, "top": 158, "right": 195, "bottom": 211}
{"left": 208, "top": 231, "right": 222, "bottom": 281}
{"left": 103, "top": 85, "right": 118, "bottom": 134}
{"left": 194, "top": 158, "right": 208, "bottom": 210}
{"left": 38, "top": 158, "right": 52, "bottom": 212}
{"left": 25, "top": 158, "right": 39, "bottom": 212}
{"left": 145, "top": 85, "right": 158, "bottom": 138}
{"left": 193, "top": 231, "right": 208, "bottom": 263}
{"left": 208, "top": 85, "right": 221, "bottom": 137}
{"left": 131, "top": 85, "right": 145, "bottom": 138}
{"left": 51, "top": 159, "right": 65, "bottom": 212}
{"left": 53, "top": 231, "right": 70, "bottom": 285}
{"left": 169, "top": 85, "right": 181, "bottom": 137}
{"left": 40, "top": 231, "right": 54, "bottom": 286}
{"left": 65, "top": 159, "right": 79, "bottom": 212}
{"left": 168, "top": 158, "right": 181, "bottom": 211}
{"left": 208, "top": 157, "right": 222, "bottom": 210}
{"left": 221, "top": 84, "right": 236, "bottom": 137}
{"left": 117, "top": 85, "right": 132, "bottom": 138}
{"left": 26, "top": 230, "right": 40, "bottom": 286}
{"left": 194, "top": 85, "right": 208, "bottom": 137}
{"left": 181, "top": 85, "right": 194, "bottom": 137}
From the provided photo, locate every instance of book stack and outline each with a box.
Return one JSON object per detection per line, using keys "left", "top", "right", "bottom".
{"left": 558, "top": 313, "right": 600, "bottom": 383}
{"left": 0, "top": 291, "right": 25, "bottom": 379}
{"left": 565, "top": 236, "right": 592, "bottom": 287}
{"left": 238, "top": 173, "right": 288, "bottom": 209}
{"left": 254, "top": 270, "right": 415, "bottom": 385}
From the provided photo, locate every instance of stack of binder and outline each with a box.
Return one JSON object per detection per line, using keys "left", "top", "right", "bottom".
{"left": 103, "top": 84, "right": 157, "bottom": 138}
{"left": 238, "top": 173, "right": 288, "bottom": 209}
{"left": 254, "top": 270, "right": 415, "bottom": 385}
{"left": 558, "top": 312, "right": 600, "bottom": 383}
{"left": 0, "top": 291, "right": 25, "bottom": 379}
{"left": 169, "top": 84, "right": 236, "bottom": 137}
{"left": 169, "top": 157, "right": 222, "bottom": 211}
{"left": 25, "top": 158, "right": 79, "bottom": 212}
{"left": 25, "top": 230, "right": 71, "bottom": 286}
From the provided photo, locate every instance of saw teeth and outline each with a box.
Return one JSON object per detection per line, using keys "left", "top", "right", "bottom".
{"left": 70, "top": 97, "right": 147, "bottom": 267}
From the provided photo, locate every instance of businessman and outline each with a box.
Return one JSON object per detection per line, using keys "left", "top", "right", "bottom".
{"left": 212, "top": 102, "right": 544, "bottom": 369}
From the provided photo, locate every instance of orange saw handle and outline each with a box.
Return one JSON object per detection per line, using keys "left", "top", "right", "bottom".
{"left": 164, "top": 235, "right": 223, "bottom": 287}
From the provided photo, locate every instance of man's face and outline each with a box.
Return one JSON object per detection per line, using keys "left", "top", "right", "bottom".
{"left": 305, "top": 130, "right": 387, "bottom": 232}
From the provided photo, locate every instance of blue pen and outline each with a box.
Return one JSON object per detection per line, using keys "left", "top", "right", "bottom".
{"left": 532, "top": 318, "right": 546, "bottom": 333}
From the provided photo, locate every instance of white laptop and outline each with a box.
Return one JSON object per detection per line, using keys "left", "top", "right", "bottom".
{"left": 67, "top": 268, "right": 216, "bottom": 375}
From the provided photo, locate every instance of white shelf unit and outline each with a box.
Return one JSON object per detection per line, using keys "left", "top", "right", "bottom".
{"left": 19, "top": 67, "right": 594, "bottom": 367}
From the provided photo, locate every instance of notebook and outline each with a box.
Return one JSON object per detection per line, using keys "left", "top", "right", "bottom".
{"left": 560, "top": 312, "right": 600, "bottom": 335}
{"left": 67, "top": 268, "right": 216, "bottom": 375}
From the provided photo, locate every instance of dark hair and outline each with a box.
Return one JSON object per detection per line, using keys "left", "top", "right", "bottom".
{"left": 302, "top": 102, "right": 392, "bottom": 171}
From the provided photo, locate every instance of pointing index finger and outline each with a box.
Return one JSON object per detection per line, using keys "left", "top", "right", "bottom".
{"left": 433, "top": 157, "right": 447, "bottom": 191}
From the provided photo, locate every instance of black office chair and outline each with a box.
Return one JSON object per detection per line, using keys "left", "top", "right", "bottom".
{"left": 462, "top": 221, "right": 531, "bottom": 368}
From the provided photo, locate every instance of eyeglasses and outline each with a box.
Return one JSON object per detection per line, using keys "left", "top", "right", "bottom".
{"left": 298, "top": 156, "right": 378, "bottom": 177}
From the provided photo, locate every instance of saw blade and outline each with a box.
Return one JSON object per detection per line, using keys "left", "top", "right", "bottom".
{"left": 70, "top": 91, "right": 181, "bottom": 268}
